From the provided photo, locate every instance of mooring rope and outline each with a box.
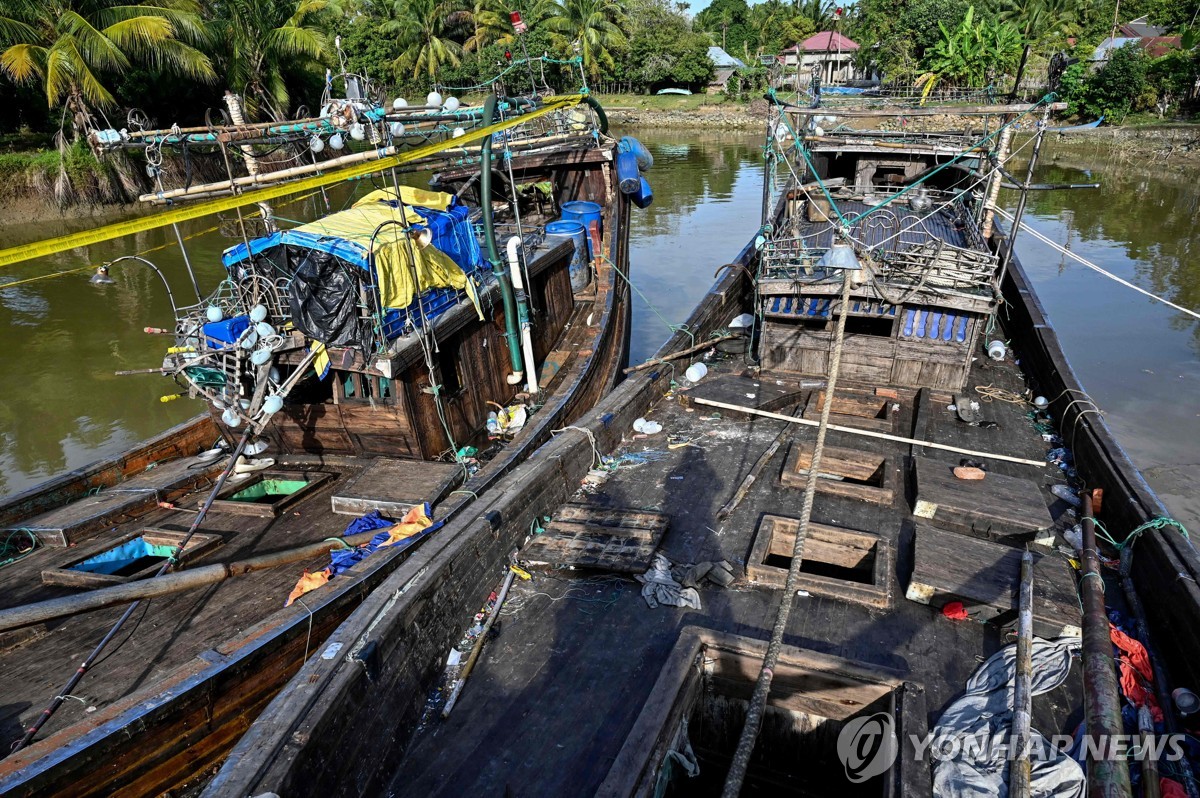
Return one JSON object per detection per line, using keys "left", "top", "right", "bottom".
{"left": 721, "top": 265, "right": 854, "bottom": 796}
{"left": 993, "top": 208, "right": 1200, "bottom": 322}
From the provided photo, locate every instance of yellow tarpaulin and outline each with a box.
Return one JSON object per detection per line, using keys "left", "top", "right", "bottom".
{"left": 292, "top": 203, "right": 482, "bottom": 317}
{"left": 353, "top": 185, "right": 455, "bottom": 210}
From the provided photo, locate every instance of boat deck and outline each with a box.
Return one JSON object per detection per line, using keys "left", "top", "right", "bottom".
{"left": 386, "top": 351, "right": 1084, "bottom": 796}
{"left": 0, "top": 458, "right": 373, "bottom": 744}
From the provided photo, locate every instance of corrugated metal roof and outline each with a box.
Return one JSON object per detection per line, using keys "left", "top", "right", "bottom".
{"left": 707, "top": 46, "right": 745, "bottom": 69}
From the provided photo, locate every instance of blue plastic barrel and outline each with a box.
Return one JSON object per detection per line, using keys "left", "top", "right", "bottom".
{"left": 560, "top": 200, "right": 603, "bottom": 259}
{"left": 615, "top": 151, "right": 640, "bottom": 194}
{"left": 632, "top": 176, "right": 653, "bottom": 209}
{"left": 619, "top": 136, "right": 653, "bottom": 171}
{"left": 544, "top": 219, "right": 591, "bottom": 291}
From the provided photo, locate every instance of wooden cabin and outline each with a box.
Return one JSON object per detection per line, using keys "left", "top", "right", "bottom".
{"left": 758, "top": 138, "right": 998, "bottom": 391}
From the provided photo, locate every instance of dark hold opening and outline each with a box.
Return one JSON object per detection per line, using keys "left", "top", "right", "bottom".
{"left": 668, "top": 685, "right": 885, "bottom": 797}
{"left": 843, "top": 315, "right": 893, "bottom": 337}
{"left": 763, "top": 547, "right": 877, "bottom": 585}
{"left": 795, "top": 317, "right": 829, "bottom": 332}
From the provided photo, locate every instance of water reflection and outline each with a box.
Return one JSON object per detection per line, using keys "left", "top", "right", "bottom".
{"left": 1005, "top": 141, "right": 1200, "bottom": 529}
{"left": 0, "top": 190, "right": 339, "bottom": 496}
{"left": 624, "top": 129, "right": 764, "bottom": 364}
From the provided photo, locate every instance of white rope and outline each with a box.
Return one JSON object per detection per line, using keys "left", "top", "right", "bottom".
{"left": 994, "top": 208, "right": 1200, "bottom": 322}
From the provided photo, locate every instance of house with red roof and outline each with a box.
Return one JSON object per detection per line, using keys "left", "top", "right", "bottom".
{"left": 778, "top": 32, "right": 863, "bottom": 86}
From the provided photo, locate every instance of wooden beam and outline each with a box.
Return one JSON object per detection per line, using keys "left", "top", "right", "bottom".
{"left": 691, "top": 397, "right": 1048, "bottom": 467}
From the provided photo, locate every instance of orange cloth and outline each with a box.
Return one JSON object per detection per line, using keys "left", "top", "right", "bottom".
{"left": 285, "top": 504, "right": 434, "bottom": 606}
{"left": 1110, "top": 623, "right": 1164, "bottom": 723}
{"left": 286, "top": 569, "right": 331, "bottom": 606}
{"left": 379, "top": 504, "right": 433, "bottom": 546}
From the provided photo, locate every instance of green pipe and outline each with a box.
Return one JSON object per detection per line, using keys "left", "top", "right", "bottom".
{"left": 582, "top": 95, "right": 609, "bottom": 134}
{"left": 480, "top": 93, "right": 525, "bottom": 377}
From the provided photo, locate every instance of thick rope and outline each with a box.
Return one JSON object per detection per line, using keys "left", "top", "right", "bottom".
{"left": 721, "top": 266, "right": 854, "bottom": 796}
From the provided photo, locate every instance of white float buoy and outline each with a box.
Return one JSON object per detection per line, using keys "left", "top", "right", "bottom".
{"left": 249, "top": 304, "right": 268, "bottom": 323}
{"left": 392, "top": 97, "right": 408, "bottom": 110}
{"left": 206, "top": 306, "right": 223, "bottom": 323}
{"left": 349, "top": 122, "right": 365, "bottom": 141}
{"left": 427, "top": 91, "right": 443, "bottom": 108}
{"left": 390, "top": 121, "right": 406, "bottom": 137}
{"left": 444, "top": 96, "right": 461, "bottom": 112}
{"left": 261, "top": 395, "right": 284, "bottom": 415}
{"left": 329, "top": 132, "right": 345, "bottom": 151}
{"left": 310, "top": 135, "right": 325, "bottom": 153}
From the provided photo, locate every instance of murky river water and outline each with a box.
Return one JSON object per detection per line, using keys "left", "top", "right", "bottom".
{"left": 1, "top": 131, "right": 1196, "bottom": 530}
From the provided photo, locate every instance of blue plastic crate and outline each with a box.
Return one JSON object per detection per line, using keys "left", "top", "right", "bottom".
{"left": 380, "top": 287, "right": 467, "bottom": 338}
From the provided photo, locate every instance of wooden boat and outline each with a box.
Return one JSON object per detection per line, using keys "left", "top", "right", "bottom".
{"left": 0, "top": 91, "right": 640, "bottom": 795}
{"left": 206, "top": 98, "right": 1200, "bottom": 797}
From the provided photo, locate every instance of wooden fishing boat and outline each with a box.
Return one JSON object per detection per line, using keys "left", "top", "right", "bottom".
{"left": 206, "top": 97, "right": 1200, "bottom": 798}
{"left": 0, "top": 89, "right": 643, "bottom": 796}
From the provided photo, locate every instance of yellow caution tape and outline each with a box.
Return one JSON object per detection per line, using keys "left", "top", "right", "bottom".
{"left": 0, "top": 95, "right": 585, "bottom": 270}
{"left": 159, "top": 394, "right": 182, "bottom": 402}
{"left": 510, "top": 565, "right": 532, "bottom": 581}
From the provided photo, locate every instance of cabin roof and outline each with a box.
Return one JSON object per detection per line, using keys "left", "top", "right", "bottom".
{"left": 781, "top": 31, "right": 860, "bottom": 54}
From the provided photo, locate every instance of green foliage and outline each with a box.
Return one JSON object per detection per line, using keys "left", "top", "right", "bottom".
{"left": 541, "top": 0, "right": 628, "bottom": 79}
{"left": 627, "top": 2, "right": 711, "bottom": 90}
{"left": 923, "top": 5, "right": 1022, "bottom": 87}
{"left": 208, "top": 0, "right": 335, "bottom": 121}
{"left": 696, "top": 0, "right": 752, "bottom": 57}
{"left": 1147, "top": 47, "right": 1200, "bottom": 113}
{"left": 0, "top": 0, "right": 215, "bottom": 135}
{"left": 1084, "top": 42, "right": 1153, "bottom": 121}
{"left": 850, "top": 0, "right": 969, "bottom": 78}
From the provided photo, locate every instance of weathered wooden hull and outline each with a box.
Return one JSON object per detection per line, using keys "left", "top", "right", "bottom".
{"left": 203, "top": 205, "right": 1200, "bottom": 797}
{"left": 0, "top": 167, "right": 632, "bottom": 796}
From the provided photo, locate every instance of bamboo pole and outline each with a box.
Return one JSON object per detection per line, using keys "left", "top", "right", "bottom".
{"left": 1010, "top": 547, "right": 1034, "bottom": 798}
{"left": 1080, "top": 491, "right": 1133, "bottom": 796}
{"left": 981, "top": 119, "right": 1014, "bottom": 239}
{"left": 442, "top": 567, "right": 515, "bottom": 717}
{"left": 691, "top": 397, "right": 1049, "bottom": 467}
{"left": 622, "top": 335, "right": 739, "bottom": 374}
{"left": 140, "top": 132, "right": 593, "bottom": 205}
{"left": 785, "top": 101, "right": 1067, "bottom": 117}
{"left": 0, "top": 526, "right": 405, "bottom": 633}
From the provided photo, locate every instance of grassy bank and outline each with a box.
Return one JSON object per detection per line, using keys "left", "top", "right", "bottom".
{"left": 0, "top": 142, "right": 139, "bottom": 209}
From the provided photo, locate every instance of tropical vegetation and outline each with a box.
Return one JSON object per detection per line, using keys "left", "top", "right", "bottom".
{"left": 1, "top": 0, "right": 1199, "bottom": 141}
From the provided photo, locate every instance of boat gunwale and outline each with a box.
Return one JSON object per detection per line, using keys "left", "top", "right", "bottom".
{"left": 0, "top": 155, "right": 633, "bottom": 796}
{"left": 205, "top": 164, "right": 1200, "bottom": 796}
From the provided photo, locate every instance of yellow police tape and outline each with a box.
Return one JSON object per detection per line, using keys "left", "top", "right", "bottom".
{"left": 0, "top": 95, "right": 585, "bottom": 270}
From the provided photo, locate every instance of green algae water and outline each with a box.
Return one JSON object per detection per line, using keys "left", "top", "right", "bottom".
{"left": 0, "top": 131, "right": 1196, "bottom": 532}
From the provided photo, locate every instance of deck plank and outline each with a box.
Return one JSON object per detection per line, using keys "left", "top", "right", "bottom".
{"left": 907, "top": 524, "right": 1082, "bottom": 637}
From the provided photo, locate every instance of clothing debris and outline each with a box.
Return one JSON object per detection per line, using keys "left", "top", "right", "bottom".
{"left": 636, "top": 554, "right": 701, "bottom": 610}
{"left": 933, "top": 636, "right": 1084, "bottom": 798}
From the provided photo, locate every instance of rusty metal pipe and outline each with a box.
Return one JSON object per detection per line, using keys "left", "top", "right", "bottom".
{"left": 1081, "top": 491, "right": 1134, "bottom": 797}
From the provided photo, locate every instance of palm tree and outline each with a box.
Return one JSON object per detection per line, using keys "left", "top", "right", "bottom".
{"left": 382, "top": 0, "right": 464, "bottom": 79}
{"left": 448, "top": 0, "right": 514, "bottom": 56}
{"left": 0, "top": 0, "right": 213, "bottom": 138}
{"left": 541, "top": 0, "right": 627, "bottom": 79}
{"left": 212, "top": 0, "right": 335, "bottom": 121}
{"left": 997, "top": 0, "right": 1071, "bottom": 41}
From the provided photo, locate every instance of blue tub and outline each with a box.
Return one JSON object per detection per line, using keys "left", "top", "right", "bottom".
{"left": 560, "top": 200, "right": 603, "bottom": 260}
{"left": 632, "top": 177, "right": 654, "bottom": 209}
{"left": 544, "top": 219, "right": 590, "bottom": 291}
{"left": 619, "top": 136, "right": 653, "bottom": 171}
{"left": 615, "top": 151, "right": 640, "bottom": 194}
